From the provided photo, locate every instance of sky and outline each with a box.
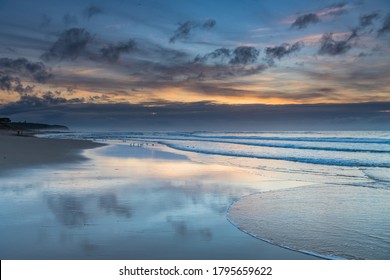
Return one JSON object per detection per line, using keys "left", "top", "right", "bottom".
{"left": 0, "top": 0, "right": 389, "bottom": 130}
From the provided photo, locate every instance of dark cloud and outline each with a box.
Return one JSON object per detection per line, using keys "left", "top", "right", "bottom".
{"left": 193, "top": 47, "right": 231, "bottom": 64}
{"left": 83, "top": 4, "right": 103, "bottom": 19}
{"left": 265, "top": 42, "right": 303, "bottom": 64}
{"left": 316, "top": 87, "right": 336, "bottom": 93}
{"left": 359, "top": 12, "right": 380, "bottom": 28}
{"left": 0, "top": 74, "right": 25, "bottom": 94}
{"left": 194, "top": 46, "right": 260, "bottom": 68}
{"left": 326, "top": 2, "right": 348, "bottom": 16}
{"left": 191, "top": 64, "right": 267, "bottom": 80}
{"left": 1, "top": 91, "right": 84, "bottom": 114}
{"left": 0, "top": 57, "right": 52, "bottom": 82}
{"left": 0, "top": 58, "right": 62, "bottom": 107}
{"left": 318, "top": 33, "right": 353, "bottom": 55}
{"left": 41, "top": 28, "right": 93, "bottom": 61}
{"left": 208, "top": 48, "right": 231, "bottom": 59}
{"left": 193, "top": 46, "right": 260, "bottom": 65}
{"left": 52, "top": 57, "right": 266, "bottom": 93}
{"left": 229, "top": 46, "right": 260, "bottom": 65}
{"left": 202, "top": 19, "right": 216, "bottom": 29}
{"left": 170, "top": 21, "right": 193, "bottom": 43}
{"left": 99, "top": 40, "right": 136, "bottom": 63}
{"left": 235, "top": 64, "right": 268, "bottom": 76}
{"left": 44, "top": 38, "right": 267, "bottom": 93}
{"left": 169, "top": 19, "right": 216, "bottom": 43}
{"left": 320, "top": 11, "right": 381, "bottom": 48}
{"left": 63, "top": 13, "right": 78, "bottom": 25}
{"left": 378, "top": 12, "right": 390, "bottom": 36}
{"left": 291, "top": 13, "right": 320, "bottom": 29}
{"left": 290, "top": 2, "right": 347, "bottom": 29}
{"left": 0, "top": 72, "right": 36, "bottom": 95}
{"left": 39, "top": 91, "right": 79, "bottom": 105}
{"left": 0, "top": 74, "right": 16, "bottom": 91}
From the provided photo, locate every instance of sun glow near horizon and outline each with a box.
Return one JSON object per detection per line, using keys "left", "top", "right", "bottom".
{"left": 0, "top": 0, "right": 389, "bottom": 129}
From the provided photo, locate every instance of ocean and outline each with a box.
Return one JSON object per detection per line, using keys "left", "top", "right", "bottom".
{"left": 36, "top": 131, "right": 390, "bottom": 259}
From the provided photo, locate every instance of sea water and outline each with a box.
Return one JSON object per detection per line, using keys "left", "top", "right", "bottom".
{"left": 0, "top": 135, "right": 316, "bottom": 259}
{"left": 37, "top": 131, "right": 390, "bottom": 259}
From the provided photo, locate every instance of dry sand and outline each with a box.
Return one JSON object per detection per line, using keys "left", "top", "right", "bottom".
{"left": 0, "top": 130, "right": 104, "bottom": 173}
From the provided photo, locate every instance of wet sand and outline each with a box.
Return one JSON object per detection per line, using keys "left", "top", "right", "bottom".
{"left": 0, "top": 135, "right": 320, "bottom": 260}
{"left": 0, "top": 131, "right": 104, "bottom": 173}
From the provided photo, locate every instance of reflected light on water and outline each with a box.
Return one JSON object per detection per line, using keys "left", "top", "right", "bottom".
{"left": 0, "top": 144, "right": 315, "bottom": 260}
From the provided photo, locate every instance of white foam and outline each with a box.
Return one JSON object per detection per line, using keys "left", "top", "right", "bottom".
{"left": 228, "top": 185, "right": 390, "bottom": 260}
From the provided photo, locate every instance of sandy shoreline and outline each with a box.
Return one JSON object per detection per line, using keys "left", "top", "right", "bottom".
{"left": 0, "top": 130, "right": 104, "bottom": 173}
{"left": 0, "top": 131, "right": 323, "bottom": 260}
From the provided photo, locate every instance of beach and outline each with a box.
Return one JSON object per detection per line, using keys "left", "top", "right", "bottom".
{"left": 0, "top": 132, "right": 321, "bottom": 260}
{"left": 1, "top": 0, "right": 389, "bottom": 269}
{"left": 1, "top": 131, "right": 389, "bottom": 260}
{"left": 0, "top": 131, "right": 104, "bottom": 173}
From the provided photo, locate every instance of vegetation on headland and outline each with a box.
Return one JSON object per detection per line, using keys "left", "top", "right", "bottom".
{"left": 0, "top": 117, "right": 69, "bottom": 131}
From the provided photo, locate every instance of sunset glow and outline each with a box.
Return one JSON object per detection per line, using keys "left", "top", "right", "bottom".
{"left": 0, "top": 0, "right": 389, "bottom": 130}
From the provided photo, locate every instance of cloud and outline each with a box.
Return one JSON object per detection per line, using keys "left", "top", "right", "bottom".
{"left": 322, "top": 2, "right": 348, "bottom": 16}
{"left": 193, "top": 48, "right": 231, "bottom": 63}
{"left": 301, "top": 61, "right": 390, "bottom": 94}
{"left": 359, "top": 12, "right": 380, "bottom": 29}
{"left": 170, "top": 21, "right": 193, "bottom": 43}
{"left": 229, "top": 46, "right": 260, "bottom": 65}
{"left": 99, "top": 40, "right": 136, "bottom": 63}
{"left": 169, "top": 19, "right": 216, "bottom": 43}
{"left": 153, "top": 45, "right": 264, "bottom": 82}
{"left": 0, "top": 75, "right": 33, "bottom": 97}
{"left": 291, "top": 13, "right": 320, "bottom": 29}
{"left": 40, "top": 91, "right": 83, "bottom": 105}
{"left": 1, "top": 91, "right": 84, "bottom": 114}
{"left": 101, "top": 43, "right": 263, "bottom": 84}
{"left": 0, "top": 58, "right": 80, "bottom": 111}
{"left": 289, "top": 2, "right": 348, "bottom": 29}
{"left": 378, "top": 12, "right": 390, "bottom": 36}
{"left": 287, "top": 2, "right": 349, "bottom": 29}
{"left": 194, "top": 64, "right": 267, "bottom": 81}
{"left": 265, "top": 42, "right": 303, "bottom": 59}
{"left": 314, "top": 10, "right": 381, "bottom": 53}
{"left": 194, "top": 46, "right": 260, "bottom": 65}
{"left": 202, "top": 19, "right": 216, "bottom": 29}
{"left": 235, "top": 64, "right": 268, "bottom": 76}
{"left": 41, "top": 28, "right": 93, "bottom": 61}
{"left": 265, "top": 42, "right": 303, "bottom": 64}
{"left": 318, "top": 33, "right": 353, "bottom": 55}
{"left": 0, "top": 57, "right": 52, "bottom": 82}
{"left": 0, "top": 74, "right": 30, "bottom": 94}
{"left": 315, "top": 87, "right": 337, "bottom": 93}
{"left": 83, "top": 4, "right": 103, "bottom": 19}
